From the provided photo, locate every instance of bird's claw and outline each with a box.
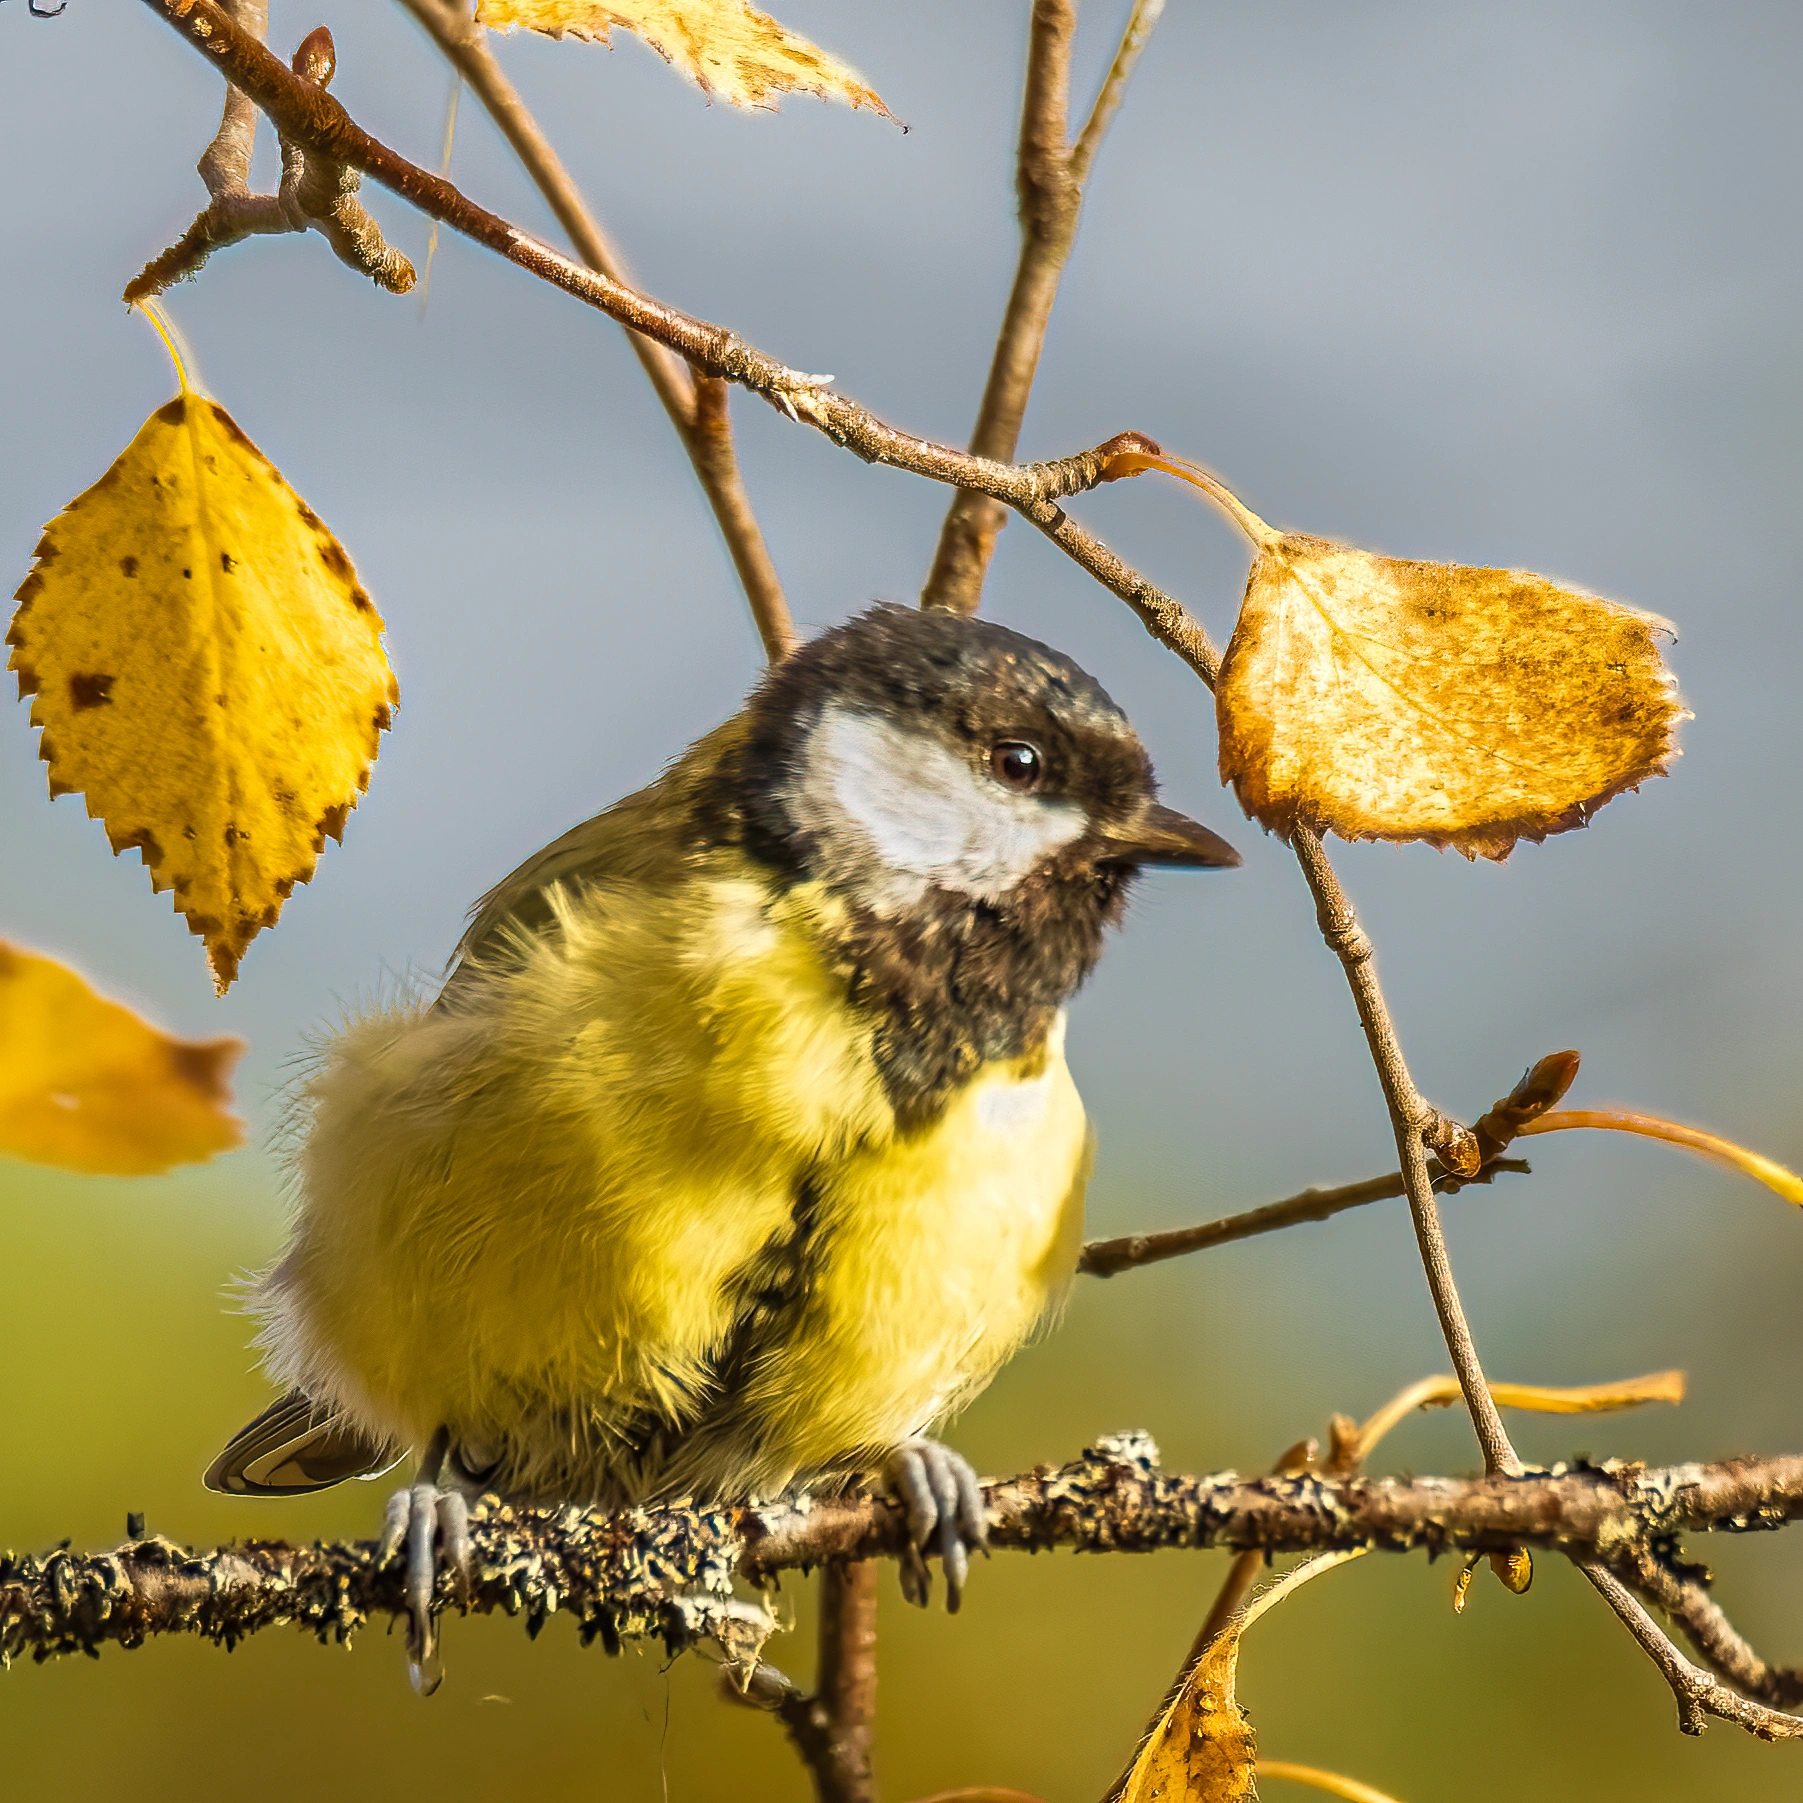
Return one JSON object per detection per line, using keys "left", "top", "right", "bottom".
{"left": 883, "top": 1439, "right": 987, "bottom": 1613}
{"left": 379, "top": 1475, "right": 471, "bottom": 1694}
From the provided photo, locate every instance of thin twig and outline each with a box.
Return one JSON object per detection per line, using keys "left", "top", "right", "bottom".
{"left": 811, "top": 1561, "right": 879, "bottom": 1803}
{"left": 1289, "top": 826, "right": 1517, "bottom": 1476}
{"left": 745, "top": 1561, "right": 880, "bottom": 1803}
{"left": 1610, "top": 1545, "right": 1803, "bottom": 1710}
{"left": 921, "top": 0, "right": 1164, "bottom": 614}
{"left": 1580, "top": 1565, "right": 1803, "bottom": 1741}
{"left": 1078, "top": 1160, "right": 1530, "bottom": 1277}
{"left": 1070, "top": 0, "right": 1166, "bottom": 182}
{"left": 391, "top": 0, "right": 794, "bottom": 660}
{"left": 1080, "top": 1052, "right": 1573, "bottom": 1277}
{"left": 127, "top": 15, "right": 414, "bottom": 301}
{"left": 135, "top": 2, "right": 1199, "bottom": 629}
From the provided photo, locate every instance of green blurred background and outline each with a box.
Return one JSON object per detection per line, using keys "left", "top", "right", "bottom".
{"left": 3, "top": 3, "right": 1802, "bottom": 1799}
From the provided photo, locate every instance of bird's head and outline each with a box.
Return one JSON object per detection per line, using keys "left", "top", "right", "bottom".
{"left": 733, "top": 604, "right": 1238, "bottom": 919}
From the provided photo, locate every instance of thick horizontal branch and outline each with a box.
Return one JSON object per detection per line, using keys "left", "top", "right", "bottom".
{"left": 8, "top": 1438, "right": 1803, "bottom": 1672}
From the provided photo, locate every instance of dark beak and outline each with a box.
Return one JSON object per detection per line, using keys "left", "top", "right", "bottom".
{"left": 1098, "top": 803, "right": 1241, "bottom": 870}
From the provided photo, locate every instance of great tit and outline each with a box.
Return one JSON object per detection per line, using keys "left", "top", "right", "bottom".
{"left": 205, "top": 602, "right": 1237, "bottom": 1685}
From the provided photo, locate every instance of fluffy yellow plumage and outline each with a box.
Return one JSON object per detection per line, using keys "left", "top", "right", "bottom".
{"left": 211, "top": 604, "right": 1238, "bottom": 1682}
{"left": 262, "top": 850, "right": 1091, "bottom": 1504}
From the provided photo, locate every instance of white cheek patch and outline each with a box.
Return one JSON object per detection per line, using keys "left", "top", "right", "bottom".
{"left": 790, "top": 704, "right": 1087, "bottom": 908}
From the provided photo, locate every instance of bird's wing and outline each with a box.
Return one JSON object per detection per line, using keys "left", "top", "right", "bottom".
{"left": 444, "top": 717, "right": 749, "bottom": 986}
{"left": 204, "top": 1389, "right": 400, "bottom": 1496}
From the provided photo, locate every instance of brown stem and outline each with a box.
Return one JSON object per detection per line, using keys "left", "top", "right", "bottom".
{"left": 922, "top": 0, "right": 1164, "bottom": 614}
{"left": 194, "top": 0, "right": 265, "bottom": 194}
{"left": 391, "top": 0, "right": 794, "bottom": 661}
{"left": 134, "top": 3, "right": 1185, "bottom": 614}
{"left": 1080, "top": 1054, "right": 1571, "bottom": 1277}
{"left": 1078, "top": 1159, "right": 1530, "bottom": 1277}
{"left": 1289, "top": 826, "right": 1517, "bottom": 1476}
{"left": 765, "top": 1561, "right": 880, "bottom": 1802}
{"left": 127, "top": 17, "right": 414, "bottom": 301}
{"left": 813, "top": 1561, "right": 879, "bottom": 1803}
{"left": 1581, "top": 1565, "right": 1803, "bottom": 1741}
{"left": 1611, "top": 1545, "right": 1803, "bottom": 1710}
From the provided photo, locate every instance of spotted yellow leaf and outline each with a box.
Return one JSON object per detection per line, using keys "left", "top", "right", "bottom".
{"left": 0, "top": 940, "right": 244, "bottom": 1176}
{"left": 1108, "top": 451, "right": 1683, "bottom": 861}
{"left": 1117, "top": 1551, "right": 1365, "bottom": 1803}
{"left": 7, "top": 345, "right": 396, "bottom": 992}
{"left": 477, "top": 0, "right": 891, "bottom": 117}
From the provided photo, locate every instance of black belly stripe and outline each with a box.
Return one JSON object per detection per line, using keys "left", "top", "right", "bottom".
{"left": 604, "top": 1170, "right": 828, "bottom": 1484}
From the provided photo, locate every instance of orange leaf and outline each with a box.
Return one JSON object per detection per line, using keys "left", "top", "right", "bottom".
{"left": 0, "top": 940, "right": 244, "bottom": 1175}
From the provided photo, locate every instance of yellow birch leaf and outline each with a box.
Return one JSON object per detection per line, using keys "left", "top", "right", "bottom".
{"left": 1104, "top": 451, "right": 1684, "bottom": 861}
{"left": 1118, "top": 1552, "right": 1365, "bottom": 1803}
{"left": 0, "top": 940, "right": 244, "bottom": 1176}
{"left": 7, "top": 359, "right": 397, "bottom": 993}
{"left": 1216, "top": 534, "right": 1683, "bottom": 858}
{"left": 477, "top": 0, "right": 891, "bottom": 117}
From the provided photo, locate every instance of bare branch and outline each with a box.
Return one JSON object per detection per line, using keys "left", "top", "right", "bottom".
{"left": 1581, "top": 1565, "right": 1803, "bottom": 1741}
{"left": 1079, "top": 1160, "right": 1530, "bottom": 1278}
{"left": 1070, "top": 0, "right": 1166, "bottom": 185}
{"left": 390, "top": 0, "right": 794, "bottom": 661}
{"left": 1289, "top": 826, "right": 1518, "bottom": 1477}
{"left": 1081, "top": 1052, "right": 1571, "bottom": 1278}
{"left": 136, "top": 0, "right": 1197, "bottom": 622}
{"left": 1610, "top": 1545, "right": 1803, "bottom": 1711}
{"left": 921, "top": 0, "right": 1165, "bottom": 614}
{"left": 127, "top": 20, "right": 414, "bottom": 302}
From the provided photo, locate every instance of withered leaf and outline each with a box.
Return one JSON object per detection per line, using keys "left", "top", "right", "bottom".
{"left": 1217, "top": 535, "right": 1682, "bottom": 859}
{"left": 0, "top": 940, "right": 244, "bottom": 1176}
{"left": 1118, "top": 1551, "right": 1364, "bottom": 1803}
{"left": 7, "top": 381, "right": 397, "bottom": 992}
{"left": 477, "top": 0, "right": 891, "bottom": 117}
{"left": 1104, "top": 451, "right": 1683, "bottom": 861}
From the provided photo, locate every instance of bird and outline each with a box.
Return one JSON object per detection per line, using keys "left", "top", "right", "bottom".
{"left": 204, "top": 602, "right": 1238, "bottom": 1689}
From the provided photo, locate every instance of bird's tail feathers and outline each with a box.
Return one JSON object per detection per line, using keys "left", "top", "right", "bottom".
{"left": 204, "top": 1389, "right": 401, "bottom": 1496}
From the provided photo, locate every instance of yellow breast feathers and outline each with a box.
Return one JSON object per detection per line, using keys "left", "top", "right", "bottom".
{"left": 256, "top": 855, "right": 1091, "bottom": 1502}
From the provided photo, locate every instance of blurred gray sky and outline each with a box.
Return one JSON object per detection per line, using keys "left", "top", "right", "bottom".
{"left": 2, "top": 5, "right": 1801, "bottom": 1794}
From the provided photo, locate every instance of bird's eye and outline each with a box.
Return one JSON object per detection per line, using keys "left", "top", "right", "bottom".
{"left": 989, "top": 741, "right": 1043, "bottom": 792}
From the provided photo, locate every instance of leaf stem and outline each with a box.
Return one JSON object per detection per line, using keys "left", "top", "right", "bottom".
{"left": 1520, "top": 1110, "right": 1803, "bottom": 1205}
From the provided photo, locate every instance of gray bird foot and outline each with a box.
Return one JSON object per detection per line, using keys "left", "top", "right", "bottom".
{"left": 377, "top": 1428, "right": 471, "bottom": 1695}
{"left": 883, "top": 1439, "right": 988, "bottom": 1613}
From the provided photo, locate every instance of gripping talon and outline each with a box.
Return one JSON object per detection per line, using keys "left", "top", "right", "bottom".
{"left": 436, "top": 1490, "right": 473, "bottom": 1604}
{"left": 405, "top": 1482, "right": 441, "bottom": 1690}
{"left": 882, "top": 1440, "right": 986, "bottom": 1613}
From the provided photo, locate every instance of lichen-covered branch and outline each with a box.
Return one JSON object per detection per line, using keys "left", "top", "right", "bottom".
{"left": 8, "top": 1440, "right": 1803, "bottom": 1706}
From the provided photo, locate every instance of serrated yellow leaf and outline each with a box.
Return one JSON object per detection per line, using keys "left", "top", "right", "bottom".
{"left": 1117, "top": 1552, "right": 1364, "bottom": 1803}
{"left": 0, "top": 940, "right": 244, "bottom": 1176}
{"left": 477, "top": 0, "right": 891, "bottom": 117}
{"left": 7, "top": 392, "right": 396, "bottom": 991}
